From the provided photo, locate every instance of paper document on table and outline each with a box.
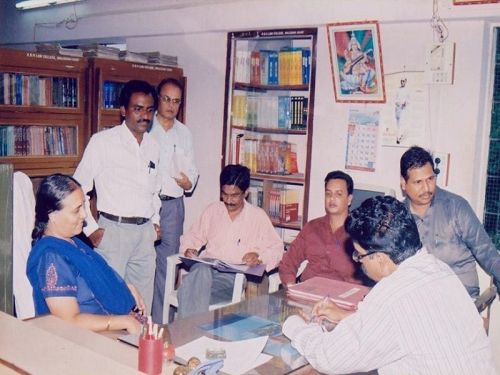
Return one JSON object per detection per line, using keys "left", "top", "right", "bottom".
{"left": 175, "top": 335, "right": 271, "bottom": 375}
{"left": 179, "top": 256, "right": 266, "bottom": 277}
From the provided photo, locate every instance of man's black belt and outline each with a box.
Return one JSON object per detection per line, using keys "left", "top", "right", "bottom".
{"left": 99, "top": 211, "right": 149, "bottom": 225}
{"left": 159, "top": 194, "right": 179, "bottom": 201}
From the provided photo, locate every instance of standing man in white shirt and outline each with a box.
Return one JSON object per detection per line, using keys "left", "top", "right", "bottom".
{"left": 74, "top": 80, "right": 161, "bottom": 314}
{"left": 149, "top": 78, "right": 199, "bottom": 323}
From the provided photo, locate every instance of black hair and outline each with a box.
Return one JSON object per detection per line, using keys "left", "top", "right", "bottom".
{"left": 345, "top": 195, "right": 422, "bottom": 264}
{"left": 32, "top": 174, "right": 81, "bottom": 244}
{"left": 324, "top": 170, "right": 354, "bottom": 195}
{"left": 119, "top": 79, "right": 157, "bottom": 109}
{"left": 220, "top": 164, "right": 250, "bottom": 192}
{"left": 400, "top": 146, "right": 434, "bottom": 181}
{"left": 157, "top": 77, "right": 184, "bottom": 96}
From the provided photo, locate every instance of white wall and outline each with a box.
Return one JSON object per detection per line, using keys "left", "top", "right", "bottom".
{"left": 1, "top": 0, "right": 499, "bottom": 367}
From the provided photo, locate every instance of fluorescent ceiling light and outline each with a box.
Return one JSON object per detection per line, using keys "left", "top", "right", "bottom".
{"left": 16, "top": 0, "right": 84, "bottom": 10}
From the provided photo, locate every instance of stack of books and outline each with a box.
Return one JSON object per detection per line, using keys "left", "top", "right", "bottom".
{"left": 118, "top": 50, "right": 148, "bottom": 64}
{"left": 35, "top": 44, "right": 83, "bottom": 58}
{"left": 80, "top": 44, "right": 120, "bottom": 60}
{"left": 140, "top": 51, "right": 178, "bottom": 67}
{"left": 287, "top": 277, "right": 371, "bottom": 310}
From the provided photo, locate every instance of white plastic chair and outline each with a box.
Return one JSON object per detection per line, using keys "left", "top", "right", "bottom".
{"left": 13, "top": 171, "right": 36, "bottom": 319}
{"left": 268, "top": 260, "right": 309, "bottom": 293}
{"left": 163, "top": 254, "right": 245, "bottom": 323}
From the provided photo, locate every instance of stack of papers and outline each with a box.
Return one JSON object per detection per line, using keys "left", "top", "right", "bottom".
{"left": 80, "top": 44, "right": 121, "bottom": 60}
{"left": 140, "top": 51, "right": 178, "bottom": 66}
{"left": 36, "top": 44, "right": 83, "bottom": 58}
{"left": 175, "top": 336, "right": 271, "bottom": 375}
{"left": 287, "top": 276, "right": 371, "bottom": 310}
{"left": 119, "top": 50, "right": 149, "bottom": 64}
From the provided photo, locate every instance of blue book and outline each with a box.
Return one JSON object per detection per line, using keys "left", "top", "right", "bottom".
{"left": 278, "top": 96, "right": 290, "bottom": 129}
{"left": 15, "top": 73, "right": 22, "bottom": 105}
{"left": 103, "top": 81, "right": 110, "bottom": 108}
{"left": 302, "top": 48, "right": 311, "bottom": 85}
{"left": 268, "top": 51, "right": 279, "bottom": 85}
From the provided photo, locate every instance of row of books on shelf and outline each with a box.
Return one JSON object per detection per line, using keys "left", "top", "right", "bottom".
{"left": 235, "top": 47, "right": 311, "bottom": 86}
{"left": 233, "top": 134, "right": 298, "bottom": 175}
{"left": 0, "top": 125, "right": 77, "bottom": 156}
{"left": 248, "top": 184, "right": 300, "bottom": 223}
{"left": 103, "top": 81, "right": 126, "bottom": 109}
{"left": 231, "top": 94, "right": 308, "bottom": 130}
{"left": 0, "top": 73, "right": 78, "bottom": 108}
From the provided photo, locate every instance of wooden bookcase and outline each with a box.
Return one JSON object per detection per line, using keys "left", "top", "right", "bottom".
{"left": 87, "top": 58, "right": 186, "bottom": 133}
{"left": 222, "top": 28, "right": 317, "bottom": 241}
{"left": 0, "top": 48, "right": 87, "bottom": 177}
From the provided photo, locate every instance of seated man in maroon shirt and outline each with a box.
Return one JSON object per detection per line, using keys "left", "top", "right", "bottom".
{"left": 279, "top": 171, "right": 364, "bottom": 286}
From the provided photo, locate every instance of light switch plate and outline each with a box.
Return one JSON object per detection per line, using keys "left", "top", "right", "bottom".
{"left": 434, "top": 151, "right": 450, "bottom": 186}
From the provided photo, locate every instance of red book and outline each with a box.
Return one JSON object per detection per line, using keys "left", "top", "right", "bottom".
{"left": 250, "top": 51, "right": 261, "bottom": 85}
{"left": 287, "top": 276, "right": 371, "bottom": 310}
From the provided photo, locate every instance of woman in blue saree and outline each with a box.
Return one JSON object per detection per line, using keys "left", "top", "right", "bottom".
{"left": 27, "top": 174, "right": 143, "bottom": 333}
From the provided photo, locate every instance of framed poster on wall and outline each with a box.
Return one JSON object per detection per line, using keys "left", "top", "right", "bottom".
{"left": 327, "top": 20, "right": 386, "bottom": 103}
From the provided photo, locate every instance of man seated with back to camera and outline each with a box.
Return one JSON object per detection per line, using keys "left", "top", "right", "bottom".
{"left": 400, "top": 145, "right": 500, "bottom": 298}
{"left": 177, "top": 164, "right": 284, "bottom": 318}
{"left": 279, "top": 170, "right": 367, "bottom": 287}
{"left": 283, "top": 196, "right": 496, "bottom": 375}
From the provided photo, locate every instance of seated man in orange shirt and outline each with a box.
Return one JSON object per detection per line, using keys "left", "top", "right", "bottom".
{"left": 178, "top": 164, "right": 284, "bottom": 318}
{"left": 279, "top": 171, "right": 364, "bottom": 286}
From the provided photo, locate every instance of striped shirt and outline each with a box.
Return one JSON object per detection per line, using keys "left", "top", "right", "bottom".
{"left": 283, "top": 248, "right": 497, "bottom": 375}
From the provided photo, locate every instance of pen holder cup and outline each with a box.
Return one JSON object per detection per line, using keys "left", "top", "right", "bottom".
{"left": 138, "top": 336, "right": 163, "bottom": 375}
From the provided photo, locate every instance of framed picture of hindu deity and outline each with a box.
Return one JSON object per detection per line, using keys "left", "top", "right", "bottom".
{"left": 327, "top": 21, "right": 386, "bottom": 103}
{"left": 453, "top": 0, "right": 499, "bottom": 5}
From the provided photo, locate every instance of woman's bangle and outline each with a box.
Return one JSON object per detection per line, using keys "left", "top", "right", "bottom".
{"left": 106, "top": 317, "right": 112, "bottom": 331}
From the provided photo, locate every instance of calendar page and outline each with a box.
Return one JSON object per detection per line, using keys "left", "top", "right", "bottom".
{"left": 345, "top": 108, "right": 379, "bottom": 172}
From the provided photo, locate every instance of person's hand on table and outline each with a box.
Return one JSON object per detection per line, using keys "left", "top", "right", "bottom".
{"left": 312, "top": 297, "right": 353, "bottom": 323}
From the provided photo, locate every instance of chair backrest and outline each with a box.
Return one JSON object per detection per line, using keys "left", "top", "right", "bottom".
{"left": 268, "top": 260, "right": 309, "bottom": 293}
{"left": 12, "top": 171, "right": 36, "bottom": 319}
{"left": 474, "top": 284, "right": 497, "bottom": 334}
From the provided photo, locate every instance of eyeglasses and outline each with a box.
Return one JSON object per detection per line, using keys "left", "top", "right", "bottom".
{"left": 160, "top": 95, "right": 182, "bottom": 105}
{"left": 352, "top": 249, "right": 377, "bottom": 263}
